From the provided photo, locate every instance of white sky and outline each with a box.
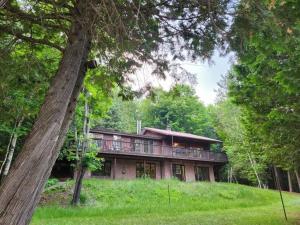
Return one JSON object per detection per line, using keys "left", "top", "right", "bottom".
{"left": 130, "top": 52, "right": 234, "bottom": 105}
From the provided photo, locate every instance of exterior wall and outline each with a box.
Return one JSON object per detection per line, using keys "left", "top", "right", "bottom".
{"left": 97, "top": 157, "right": 163, "bottom": 180}
{"left": 161, "top": 159, "right": 215, "bottom": 182}
{"left": 85, "top": 157, "right": 215, "bottom": 182}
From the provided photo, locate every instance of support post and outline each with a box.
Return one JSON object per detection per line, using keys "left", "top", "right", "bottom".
{"left": 160, "top": 161, "right": 163, "bottom": 179}
{"left": 113, "top": 157, "right": 116, "bottom": 180}
{"left": 143, "top": 159, "right": 146, "bottom": 177}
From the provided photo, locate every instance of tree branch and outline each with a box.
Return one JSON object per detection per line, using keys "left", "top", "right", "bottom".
{"left": 0, "top": 25, "right": 64, "bottom": 52}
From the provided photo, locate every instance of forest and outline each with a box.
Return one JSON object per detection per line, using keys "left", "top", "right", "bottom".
{"left": 0, "top": 0, "right": 299, "bottom": 224}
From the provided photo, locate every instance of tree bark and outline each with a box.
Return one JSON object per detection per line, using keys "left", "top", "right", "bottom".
{"left": 71, "top": 165, "right": 86, "bottom": 205}
{"left": 0, "top": 122, "right": 15, "bottom": 177}
{"left": 2, "top": 117, "right": 24, "bottom": 177}
{"left": 71, "top": 90, "right": 90, "bottom": 205}
{"left": 295, "top": 170, "right": 300, "bottom": 191}
{"left": 0, "top": 1, "right": 92, "bottom": 224}
{"left": 287, "top": 170, "right": 293, "bottom": 192}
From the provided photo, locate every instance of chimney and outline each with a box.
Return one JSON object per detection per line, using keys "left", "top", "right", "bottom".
{"left": 166, "top": 124, "right": 171, "bottom": 131}
{"left": 136, "top": 120, "right": 142, "bottom": 134}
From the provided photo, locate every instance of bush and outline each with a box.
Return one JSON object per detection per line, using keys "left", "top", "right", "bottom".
{"left": 79, "top": 193, "right": 87, "bottom": 204}
{"left": 46, "top": 178, "right": 59, "bottom": 188}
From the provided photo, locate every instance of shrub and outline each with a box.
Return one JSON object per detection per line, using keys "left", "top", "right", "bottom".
{"left": 46, "top": 178, "right": 59, "bottom": 188}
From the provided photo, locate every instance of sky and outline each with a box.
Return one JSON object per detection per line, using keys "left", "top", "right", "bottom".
{"left": 131, "top": 52, "right": 234, "bottom": 106}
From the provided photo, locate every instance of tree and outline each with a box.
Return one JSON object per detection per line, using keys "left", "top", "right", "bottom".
{"left": 71, "top": 69, "right": 113, "bottom": 206}
{"left": 0, "top": 44, "right": 59, "bottom": 179}
{"left": 228, "top": 0, "right": 300, "bottom": 189}
{"left": 142, "top": 85, "right": 216, "bottom": 137}
{"left": 0, "top": 1, "right": 230, "bottom": 222}
{"left": 209, "top": 99, "right": 268, "bottom": 186}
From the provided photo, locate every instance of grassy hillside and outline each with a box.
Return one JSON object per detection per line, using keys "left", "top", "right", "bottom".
{"left": 32, "top": 179, "right": 300, "bottom": 225}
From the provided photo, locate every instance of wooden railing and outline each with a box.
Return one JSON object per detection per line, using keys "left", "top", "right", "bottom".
{"left": 94, "top": 139, "right": 227, "bottom": 163}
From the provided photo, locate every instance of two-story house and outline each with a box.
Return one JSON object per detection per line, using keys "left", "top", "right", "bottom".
{"left": 89, "top": 127, "right": 228, "bottom": 182}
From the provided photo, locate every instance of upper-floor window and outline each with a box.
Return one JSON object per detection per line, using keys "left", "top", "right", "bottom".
{"left": 94, "top": 139, "right": 103, "bottom": 148}
{"left": 112, "top": 135, "right": 122, "bottom": 151}
{"left": 133, "top": 139, "right": 143, "bottom": 152}
{"left": 144, "top": 140, "right": 153, "bottom": 153}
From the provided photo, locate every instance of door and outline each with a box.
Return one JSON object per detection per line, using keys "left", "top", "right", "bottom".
{"left": 172, "top": 164, "right": 185, "bottom": 181}
{"left": 195, "top": 166, "right": 210, "bottom": 181}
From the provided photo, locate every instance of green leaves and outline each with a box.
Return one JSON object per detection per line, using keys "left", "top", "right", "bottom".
{"left": 228, "top": 0, "right": 300, "bottom": 170}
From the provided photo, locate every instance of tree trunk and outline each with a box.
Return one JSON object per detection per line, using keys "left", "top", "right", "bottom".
{"left": 71, "top": 165, "right": 86, "bottom": 205}
{"left": 2, "top": 117, "right": 24, "bottom": 178}
{"left": 247, "top": 151, "right": 262, "bottom": 188}
{"left": 287, "top": 171, "right": 293, "bottom": 192}
{"left": 295, "top": 170, "right": 300, "bottom": 191}
{"left": 71, "top": 90, "right": 90, "bottom": 205}
{"left": 0, "top": 121, "right": 17, "bottom": 177}
{"left": 0, "top": 2, "right": 92, "bottom": 224}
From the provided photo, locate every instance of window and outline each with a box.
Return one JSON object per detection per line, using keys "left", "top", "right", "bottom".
{"left": 136, "top": 162, "right": 144, "bottom": 178}
{"left": 92, "top": 160, "right": 111, "bottom": 177}
{"left": 144, "top": 140, "right": 153, "bottom": 153}
{"left": 133, "top": 139, "right": 143, "bottom": 152}
{"left": 112, "top": 135, "right": 122, "bottom": 151}
{"left": 93, "top": 139, "right": 103, "bottom": 148}
{"left": 136, "top": 162, "right": 156, "bottom": 179}
{"left": 195, "top": 166, "right": 210, "bottom": 181}
{"left": 172, "top": 164, "right": 185, "bottom": 181}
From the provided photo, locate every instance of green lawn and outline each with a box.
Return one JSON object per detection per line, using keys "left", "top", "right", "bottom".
{"left": 32, "top": 179, "right": 300, "bottom": 225}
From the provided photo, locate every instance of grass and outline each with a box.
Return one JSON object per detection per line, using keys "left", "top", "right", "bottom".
{"left": 32, "top": 179, "right": 300, "bottom": 225}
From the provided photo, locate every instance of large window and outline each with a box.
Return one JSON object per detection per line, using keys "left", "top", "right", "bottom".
{"left": 92, "top": 160, "right": 111, "bottom": 177}
{"left": 172, "top": 164, "right": 185, "bottom": 181}
{"left": 133, "top": 139, "right": 143, "bottom": 152}
{"left": 136, "top": 162, "right": 156, "bottom": 179}
{"left": 112, "top": 135, "right": 122, "bottom": 151}
{"left": 144, "top": 140, "right": 153, "bottom": 153}
{"left": 195, "top": 166, "right": 210, "bottom": 181}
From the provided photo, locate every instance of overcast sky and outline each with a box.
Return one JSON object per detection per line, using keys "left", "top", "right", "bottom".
{"left": 131, "top": 52, "right": 234, "bottom": 106}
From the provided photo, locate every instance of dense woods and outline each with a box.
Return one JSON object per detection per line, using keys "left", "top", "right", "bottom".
{"left": 0, "top": 0, "right": 299, "bottom": 224}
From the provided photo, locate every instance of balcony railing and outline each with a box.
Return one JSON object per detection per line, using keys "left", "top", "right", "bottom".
{"left": 94, "top": 139, "right": 227, "bottom": 163}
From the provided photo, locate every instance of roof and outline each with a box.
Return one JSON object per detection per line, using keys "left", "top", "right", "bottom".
{"left": 90, "top": 128, "right": 162, "bottom": 140}
{"left": 142, "top": 127, "right": 222, "bottom": 143}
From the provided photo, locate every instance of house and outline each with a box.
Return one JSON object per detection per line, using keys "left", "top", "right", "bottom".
{"left": 88, "top": 127, "right": 228, "bottom": 182}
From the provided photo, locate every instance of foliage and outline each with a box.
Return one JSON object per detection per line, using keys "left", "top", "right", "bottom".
{"left": 209, "top": 99, "right": 268, "bottom": 186}
{"left": 45, "top": 178, "right": 59, "bottom": 189}
{"left": 98, "top": 84, "right": 218, "bottom": 139}
{"left": 32, "top": 179, "right": 300, "bottom": 225}
{"left": 0, "top": 43, "right": 59, "bottom": 165}
{"left": 228, "top": 0, "right": 300, "bottom": 170}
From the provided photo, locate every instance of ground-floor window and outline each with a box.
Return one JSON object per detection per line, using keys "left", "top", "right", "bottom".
{"left": 195, "top": 166, "right": 210, "bottom": 181}
{"left": 92, "top": 160, "right": 111, "bottom": 177}
{"left": 172, "top": 164, "right": 185, "bottom": 181}
{"left": 136, "top": 162, "right": 156, "bottom": 179}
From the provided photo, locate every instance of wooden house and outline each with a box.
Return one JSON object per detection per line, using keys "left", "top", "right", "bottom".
{"left": 87, "top": 127, "right": 228, "bottom": 182}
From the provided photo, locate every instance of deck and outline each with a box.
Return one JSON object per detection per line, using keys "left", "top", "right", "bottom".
{"left": 94, "top": 139, "right": 228, "bottom": 163}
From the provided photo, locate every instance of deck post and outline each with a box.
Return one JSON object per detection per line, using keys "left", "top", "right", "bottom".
{"left": 160, "top": 161, "right": 163, "bottom": 179}
{"left": 143, "top": 159, "right": 146, "bottom": 176}
{"left": 113, "top": 157, "right": 116, "bottom": 179}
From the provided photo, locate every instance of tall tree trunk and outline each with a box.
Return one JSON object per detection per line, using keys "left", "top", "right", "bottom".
{"left": 0, "top": 122, "right": 15, "bottom": 177}
{"left": 295, "top": 169, "right": 300, "bottom": 191}
{"left": 2, "top": 117, "right": 24, "bottom": 177}
{"left": 71, "top": 90, "right": 90, "bottom": 205}
{"left": 287, "top": 170, "right": 293, "bottom": 192}
{"left": 247, "top": 151, "right": 262, "bottom": 188}
{"left": 0, "top": 2, "right": 92, "bottom": 224}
